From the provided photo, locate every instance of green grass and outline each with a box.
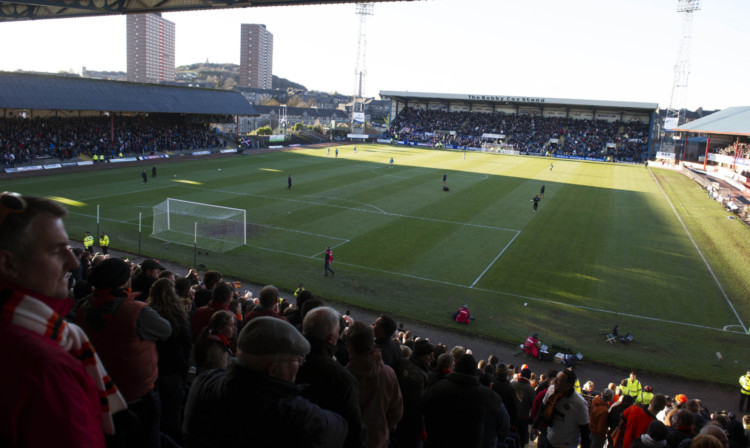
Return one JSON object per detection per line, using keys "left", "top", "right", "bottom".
{"left": 5, "top": 144, "right": 750, "bottom": 387}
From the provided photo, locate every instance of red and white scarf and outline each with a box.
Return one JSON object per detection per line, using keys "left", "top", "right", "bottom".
{"left": 0, "top": 288, "right": 127, "bottom": 435}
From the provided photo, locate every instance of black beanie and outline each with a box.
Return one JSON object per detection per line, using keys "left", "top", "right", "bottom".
{"left": 455, "top": 354, "right": 478, "bottom": 375}
{"left": 412, "top": 339, "right": 434, "bottom": 357}
{"left": 88, "top": 258, "right": 131, "bottom": 290}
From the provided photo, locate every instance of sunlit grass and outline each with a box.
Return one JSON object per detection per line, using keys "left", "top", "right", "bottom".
{"left": 3, "top": 145, "right": 749, "bottom": 386}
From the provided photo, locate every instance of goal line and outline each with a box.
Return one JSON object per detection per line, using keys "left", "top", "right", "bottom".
{"left": 152, "top": 198, "right": 247, "bottom": 252}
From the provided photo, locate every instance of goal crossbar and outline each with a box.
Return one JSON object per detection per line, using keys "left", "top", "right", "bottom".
{"left": 152, "top": 198, "right": 247, "bottom": 251}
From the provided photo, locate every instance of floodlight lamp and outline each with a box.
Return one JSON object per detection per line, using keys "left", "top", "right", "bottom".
{"left": 676, "top": 0, "right": 701, "bottom": 13}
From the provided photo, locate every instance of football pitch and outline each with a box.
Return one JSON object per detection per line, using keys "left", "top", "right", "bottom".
{"left": 5, "top": 144, "right": 749, "bottom": 386}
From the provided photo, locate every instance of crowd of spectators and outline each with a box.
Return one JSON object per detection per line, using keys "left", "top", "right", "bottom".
{"left": 388, "top": 108, "right": 650, "bottom": 162}
{"left": 0, "top": 115, "right": 229, "bottom": 168}
{"left": 718, "top": 142, "right": 750, "bottom": 159}
{"left": 2, "top": 192, "right": 749, "bottom": 448}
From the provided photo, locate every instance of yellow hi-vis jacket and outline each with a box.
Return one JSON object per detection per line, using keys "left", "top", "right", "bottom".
{"left": 626, "top": 378, "right": 642, "bottom": 400}
{"left": 740, "top": 374, "right": 750, "bottom": 395}
{"left": 637, "top": 391, "right": 653, "bottom": 405}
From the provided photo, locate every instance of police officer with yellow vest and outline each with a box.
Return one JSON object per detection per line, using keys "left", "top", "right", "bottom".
{"left": 83, "top": 231, "right": 94, "bottom": 255}
{"left": 740, "top": 369, "right": 750, "bottom": 412}
{"left": 625, "top": 371, "right": 642, "bottom": 402}
{"left": 637, "top": 385, "right": 654, "bottom": 405}
{"left": 99, "top": 232, "right": 110, "bottom": 255}
{"left": 294, "top": 284, "right": 304, "bottom": 299}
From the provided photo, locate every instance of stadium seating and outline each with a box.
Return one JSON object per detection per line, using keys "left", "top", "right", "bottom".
{"left": 388, "top": 108, "right": 650, "bottom": 162}
{"left": 1, "top": 115, "right": 228, "bottom": 167}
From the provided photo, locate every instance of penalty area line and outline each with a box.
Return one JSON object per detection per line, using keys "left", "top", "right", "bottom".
{"left": 310, "top": 239, "right": 351, "bottom": 258}
{"left": 250, "top": 222, "right": 348, "bottom": 242}
{"left": 247, "top": 243, "right": 470, "bottom": 289}
{"left": 470, "top": 230, "right": 521, "bottom": 288}
{"left": 258, "top": 240, "right": 743, "bottom": 335}
{"left": 180, "top": 184, "right": 520, "bottom": 232}
{"left": 68, "top": 211, "right": 141, "bottom": 227}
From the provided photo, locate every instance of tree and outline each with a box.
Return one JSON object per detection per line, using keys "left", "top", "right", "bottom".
{"left": 256, "top": 126, "right": 273, "bottom": 135}
{"left": 205, "top": 75, "right": 219, "bottom": 88}
{"left": 286, "top": 96, "right": 302, "bottom": 107}
{"left": 293, "top": 123, "right": 304, "bottom": 131}
{"left": 262, "top": 98, "right": 280, "bottom": 106}
{"left": 223, "top": 78, "right": 237, "bottom": 90}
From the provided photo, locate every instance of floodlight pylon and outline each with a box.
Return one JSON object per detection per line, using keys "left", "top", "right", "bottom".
{"left": 662, "top": 0, "right": 701, "bottom": 153}
{"left": 351, "top": 3, "right": 373, "bottom": 135}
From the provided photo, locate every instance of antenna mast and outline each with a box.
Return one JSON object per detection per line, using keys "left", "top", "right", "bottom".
{"left": 662, "top": 0, "right": 701, "bottom": 152}
{"left": 352, "top": 3, "right": 373, "bottom": 136}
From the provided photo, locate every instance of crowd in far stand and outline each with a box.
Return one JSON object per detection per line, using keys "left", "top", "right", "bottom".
{"left": 388, "top": 108, "right": 650, "bottom": 162}
{"left": 718, "top": 143, "right": 750, "bottom": 159}
{"left": 0, "top": 115, "right": 230, "bottom": 167}
{"left": 2, "top": 192, "right": 749, "bottom": 448}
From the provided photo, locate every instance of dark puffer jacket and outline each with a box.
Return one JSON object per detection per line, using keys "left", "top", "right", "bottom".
{"left": 183, "top": 362, "right": 348, "bottom": 448}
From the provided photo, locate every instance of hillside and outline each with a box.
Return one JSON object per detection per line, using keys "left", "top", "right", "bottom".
{"left": 175, "top": 62, "right": 306, "bottom": 91}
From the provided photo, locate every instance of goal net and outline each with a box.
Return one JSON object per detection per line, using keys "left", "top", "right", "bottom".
{"left": 151, "top": 198, "right": 247, "bottom": 253}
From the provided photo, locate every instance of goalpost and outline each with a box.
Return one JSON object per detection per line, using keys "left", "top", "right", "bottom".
{"left": 151, "top": 198, "right": 247, "bottom": 253}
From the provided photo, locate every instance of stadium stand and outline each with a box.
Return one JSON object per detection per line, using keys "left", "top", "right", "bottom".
{"left": 0, "top": 72, "right": 258, "bottom": 169}
{"left": 388, "top": 108, "right": 650, "bottom": 162}
{"left": 1, "top": 115, "right": 230, "bottom": 167}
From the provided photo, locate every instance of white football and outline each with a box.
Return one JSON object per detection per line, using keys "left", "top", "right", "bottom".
{"left": 524, "top": 302, "right": 528, "bottom": 307}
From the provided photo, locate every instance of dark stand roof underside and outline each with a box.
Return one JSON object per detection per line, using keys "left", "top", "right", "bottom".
{"left": 0, "top": 72, "right": 259, "bottom": 115}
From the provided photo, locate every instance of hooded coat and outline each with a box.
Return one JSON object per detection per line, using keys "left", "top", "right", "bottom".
{"left": 347, "top": 350, "right": 403, "bottom": 448}
{"left": 421, "top": 371, "right": 510, "bottom": 448}
{"left": 590, "top": 395, "right": 611, "bottom": 439}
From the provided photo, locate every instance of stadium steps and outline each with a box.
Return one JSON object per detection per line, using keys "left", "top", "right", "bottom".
{"left": 294, "top": 131, "right": 327, "bottom": 146}
{"left": 298, "top": 130, "right": 327, "bottom": 143}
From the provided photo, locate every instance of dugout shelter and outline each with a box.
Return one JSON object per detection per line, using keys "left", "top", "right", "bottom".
{"left": 673, "top": 106, "right": 750, "bottom": 168}
{"left": 379, "top": 90, "right": 659, "bottom": 156}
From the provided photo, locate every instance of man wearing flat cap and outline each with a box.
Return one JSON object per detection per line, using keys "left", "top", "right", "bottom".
{"left": 184, "top": 316, "right": 348, "bottom": 448}
{"left": 75, "top": 257, "right": 172, "bottom": 448}
{"left": 393, "top": 338, "right": 434, "bottom": 448}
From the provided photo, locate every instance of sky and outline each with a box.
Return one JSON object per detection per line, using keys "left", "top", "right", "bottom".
{"left": 0, "top": 0, "right": 747, "bottom": 111}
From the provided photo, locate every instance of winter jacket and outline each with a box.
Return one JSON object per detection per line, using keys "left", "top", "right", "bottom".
{"left": 492, "top": 376, "right": 519, "bottom": 426}
{"left": 296, "top": 337, "right": 367, "bottom": 448}
{"left": 183, "top": 362, "right": 348, "bottom": 448}
{"left": 421, "top": 372, "right": 510, "bottom": 448}
{"left": 347, "top": 350, "right": 403, "bottom": 448}
{"left": 512, "top": 376, "right": 537, "bottom": 419}
{"left": 590, "top": 395, "right": 611, "bottom": 438}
